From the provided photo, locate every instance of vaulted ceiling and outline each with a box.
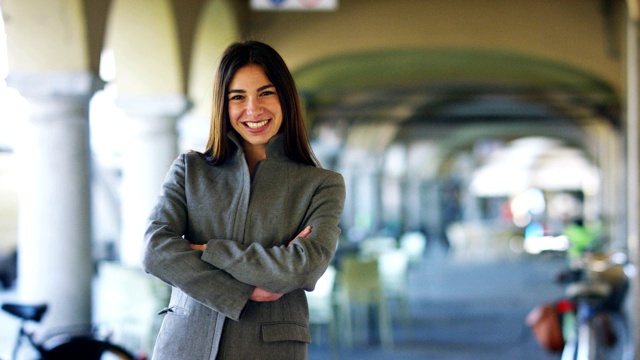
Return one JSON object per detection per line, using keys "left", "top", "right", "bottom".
{"left": 294, "top": 48, "right": 621, "bottom": 153}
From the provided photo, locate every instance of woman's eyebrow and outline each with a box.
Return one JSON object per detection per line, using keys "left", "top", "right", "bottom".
{"left": 257, "top": 84, "right": 275, "bottom": 91}
{"left": 228, "top": 84, "right": 274, "bottom": 94}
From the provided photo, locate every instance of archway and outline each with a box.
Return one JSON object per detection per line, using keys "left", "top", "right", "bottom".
{"left": 294, "top": 48, "right": 622, "bottom": 253}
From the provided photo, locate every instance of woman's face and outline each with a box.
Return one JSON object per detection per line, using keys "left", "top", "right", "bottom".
{"left": 227, "top": 64, "right": 283, "bottom": 151}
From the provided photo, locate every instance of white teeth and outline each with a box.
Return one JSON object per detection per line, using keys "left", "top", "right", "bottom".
{"left": 246, "top": 120, "right": 268, "bottom": 129}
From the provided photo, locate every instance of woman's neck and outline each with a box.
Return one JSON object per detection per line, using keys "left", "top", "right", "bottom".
{"left": 242, "top": 143, "right": 267, "bottom": 175}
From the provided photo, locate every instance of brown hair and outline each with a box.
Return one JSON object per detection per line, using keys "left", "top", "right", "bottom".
{"left": 204, "top": 41, "right": 318, "bottom": 167}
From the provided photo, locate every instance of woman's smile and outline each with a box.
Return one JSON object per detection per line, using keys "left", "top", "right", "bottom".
{"left": 244, "top": 119, "right": 270, "bottom": 130}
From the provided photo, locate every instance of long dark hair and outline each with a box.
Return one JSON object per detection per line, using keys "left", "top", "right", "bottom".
{"left": 204, "top": 40, "right": 319, "bottom": 167}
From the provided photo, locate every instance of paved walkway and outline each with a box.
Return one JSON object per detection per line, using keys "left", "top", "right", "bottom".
{"left": 0, "top": 248, "right": 582, "bottom": 359}
{"left": 309, "top": 250, "right": 569, "bottom": 360}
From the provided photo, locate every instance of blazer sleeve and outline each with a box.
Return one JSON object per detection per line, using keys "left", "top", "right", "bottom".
{"left": 199, "top": 171, "right": 346, "bottom": 294}
{"left": 141, "top": 154, "right": 253, "bottom": 321}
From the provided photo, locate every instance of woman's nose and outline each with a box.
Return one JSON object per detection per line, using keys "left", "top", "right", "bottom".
{"left": 246, "top": 98, "right": 263, "bottom": 116}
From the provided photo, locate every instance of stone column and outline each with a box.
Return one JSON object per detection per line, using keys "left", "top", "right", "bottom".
{"left": 403, "top": 176, "right": 422, "bottom": 232}
{"left": 625, "top": 14, "right": 640, "bottom": 355}
{"left": 116, "top": 95, "right": 188, "bottom": 267}
{"left": 359, "top": 169, "right": 383, "bottom": 235}
{"left": 9, "top": 71, "right": 98, "bottom": 331}
{"left": 339, "top": 168, "right": 355, "bottom": 232}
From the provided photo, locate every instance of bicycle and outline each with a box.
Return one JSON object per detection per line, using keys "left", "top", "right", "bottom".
{"left": 2, "top": 302, "right": 139, "bottom": 360}
{"left": 556, "top": 252, "right": 634, "bottom": 360}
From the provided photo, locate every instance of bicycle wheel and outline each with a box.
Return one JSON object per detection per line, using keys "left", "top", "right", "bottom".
{"left": 593, "top": 311, "right": 629, "bottom": 360}
{"left": 573, "top": 312, "right": 622, "bottom": 360}
{"left": 97, "top": 342, "right": 137, "bottom": 360}
{"left": 560, "top": 338, "right": 578, "bottom": 360}
{"left": 575, "top": 318, "right": 597, "bottom": 360}
{"left": 44, "top": 336, "right": 136, "bottom": 360}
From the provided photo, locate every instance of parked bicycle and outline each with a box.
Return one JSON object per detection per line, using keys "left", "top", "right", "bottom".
{"left": 556, "top": 252, "right": 634, "bottom": 360}
{"left": 2, "top": 302, "right": 139, "bottom": 360}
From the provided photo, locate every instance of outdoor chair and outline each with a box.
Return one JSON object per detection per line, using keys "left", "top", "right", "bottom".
{"left": 306, "top": 265, "right": 338, "bottom": 347}
{"left": 335, "top": 256, "right": 393, "bottom": 350}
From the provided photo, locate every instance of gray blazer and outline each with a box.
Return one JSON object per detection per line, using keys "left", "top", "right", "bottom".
{"left": 142, "top": 133, "right": 346, "bottom": 360}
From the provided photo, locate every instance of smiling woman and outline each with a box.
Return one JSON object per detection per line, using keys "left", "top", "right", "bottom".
{"left": 141, "top": 40, "right": 346, "bottom": 360}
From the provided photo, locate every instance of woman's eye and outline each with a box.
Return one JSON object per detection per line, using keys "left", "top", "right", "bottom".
{"left": 229, "top": 95, "right": 244, "bottom": 101}
{"left": 261, "top": 90, "right": 275, "bottom": 97}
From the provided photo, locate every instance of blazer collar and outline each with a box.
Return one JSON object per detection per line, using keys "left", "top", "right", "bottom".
{"left": 227, "top": 131, "right": 288, "bottom": 162}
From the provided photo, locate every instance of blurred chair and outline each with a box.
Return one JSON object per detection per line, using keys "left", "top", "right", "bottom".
{"left": 306, "top": 265, "right": 338, "bottom": 347}
{"left": 399, "top": 231, "right": 427, "bottom": 267}
{"left": 447, "top": 221, "right": 496, "bottom": 262}
{"left": 446, "top": 222, "right": 471, "bottom": 261}
{"left": 358, "top": 236, "right": 397, "bottom": 260}
{"left": 335, "top": 257, "right": 393, "bottom": 350}
{"left": 378, "top": 249, "right": 411, "bottom": 326}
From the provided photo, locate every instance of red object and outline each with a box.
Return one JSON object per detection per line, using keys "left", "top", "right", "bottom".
{"left": 526, "top": 303, "right": 565, "bottom": 352}
{"left": 555, "top": 299, "right": 575, "bottom": 313}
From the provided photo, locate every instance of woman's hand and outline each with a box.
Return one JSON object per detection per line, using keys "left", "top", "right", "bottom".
{"left": 190, "top": 243, "right": 207, "bottom": 251}
{"left": 249, "top": 287, "right": 283, "bottom": 302}
{"left": 288, "top": 225, "right": 311, "bottom": 247}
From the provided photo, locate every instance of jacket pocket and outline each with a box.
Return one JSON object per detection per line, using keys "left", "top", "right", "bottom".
{"left": 157, "top": 289, "right": 190, "bottom": 317}
{"left": 157, "top": 305, "right": 189, "bottom": 317}
{"left": 261, "top": 321, "right": 311, "bottom": 344}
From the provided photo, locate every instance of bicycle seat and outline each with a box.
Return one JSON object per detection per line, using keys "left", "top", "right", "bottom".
{"left": 1, "top": 302, "right": 48, "bottom": 322}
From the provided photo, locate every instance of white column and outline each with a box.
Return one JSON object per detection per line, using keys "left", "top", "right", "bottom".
{"left": 117, "top": 96, "right": 188, "bottom": 267}
{"left": 625, "top": 14, "right": 640, "bottom": 357}
{"left": 353, "top": 169, "right": 382, "bottom": 235}
{"left": 403, "top": 176, "right": 422, "bottom": 231}
{"left": 10, "top": 72, "right": 97, "bottom": 331}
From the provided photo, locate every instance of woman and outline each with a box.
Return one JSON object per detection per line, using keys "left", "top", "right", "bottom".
{"left": 141, "top": 41, "right": 346, "bottom": 360}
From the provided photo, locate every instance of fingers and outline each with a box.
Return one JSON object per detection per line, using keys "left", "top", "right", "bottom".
{"left": 189, "top": 243, "right": 207, "bottom": 251}
{"left": 298, "top": 225, "right": 312, "bottom": 238}
{"left": 249, "top": 287, "right": 283, "bottom": 302}
{"left": 288, "top": 226, "right": 312, "bottom": 247}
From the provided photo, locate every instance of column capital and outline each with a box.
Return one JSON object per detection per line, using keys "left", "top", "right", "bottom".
{"left": 7, "top": 71, "right": 103, "bottom": 119}
{"left": 7, "top": 71, "right": 104, "bottom": 99}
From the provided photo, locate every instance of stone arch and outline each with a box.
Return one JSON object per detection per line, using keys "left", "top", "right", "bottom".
{"left": 293, "top": 48, "right": 620, "bottom": 126}
{"left": 188, "top": 0, "right": 240, "bottom": 116}
{"left": 106, "top": 0, "right": 182, "bottom": 96}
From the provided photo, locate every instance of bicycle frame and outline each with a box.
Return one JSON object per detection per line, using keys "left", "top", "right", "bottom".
{"left": 561, "top": 298, "right": 603, "bottom": 360}
{"left": 558, "top": 251, "right": 634, "bottom": 360}
{"left": 11, "top": 321, "right": 48, "bottom": 360}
